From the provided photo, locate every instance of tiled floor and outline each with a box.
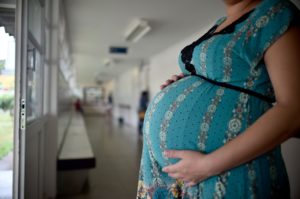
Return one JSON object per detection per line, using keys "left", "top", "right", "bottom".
{"left": 58, "top": 114, "right": 143, "bottom": 199}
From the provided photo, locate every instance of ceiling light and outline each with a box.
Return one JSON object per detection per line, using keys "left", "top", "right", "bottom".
{"left": 103, "top": 58, "right": 113, "bottom": 67}
{"left": 123, "top": 18, "right": 151, "bottom": 43}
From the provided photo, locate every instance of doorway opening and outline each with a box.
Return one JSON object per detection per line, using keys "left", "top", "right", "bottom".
{"left": 0, "top": 5, "right": 16, "bottom": 199}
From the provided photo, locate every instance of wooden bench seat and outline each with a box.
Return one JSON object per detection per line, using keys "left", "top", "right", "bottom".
{"left": 57, "top": 111, "right": 96, "bottom": 195}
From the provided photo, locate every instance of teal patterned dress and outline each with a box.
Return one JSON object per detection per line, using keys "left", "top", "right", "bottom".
{"left": 137, "top": 0, "right": 299, "bottom": 198}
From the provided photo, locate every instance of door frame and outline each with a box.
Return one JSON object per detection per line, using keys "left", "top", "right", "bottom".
{"left": 14, "top": 0, "right": 28, "bottom": 198}
{"left": 14, "top": 0, "right": 47, "bottom": 198}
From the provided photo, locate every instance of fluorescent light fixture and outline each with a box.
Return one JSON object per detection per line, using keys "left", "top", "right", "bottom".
{"left": 124, "top": 18, "right": 151, "bottom": 43}
{"left": 103, "top": 58, "right": 113, "bottom": 66}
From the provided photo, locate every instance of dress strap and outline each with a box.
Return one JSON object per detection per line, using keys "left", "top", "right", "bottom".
{"left": 189, "top": 73, "right": 276, "bottom": 104}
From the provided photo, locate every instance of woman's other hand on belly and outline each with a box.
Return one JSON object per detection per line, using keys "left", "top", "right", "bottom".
{"left": 162, "top": 149, "right": 214, "bottom": 187}
{"left": 160, "top": 73, "right": 186, "bottom": 90}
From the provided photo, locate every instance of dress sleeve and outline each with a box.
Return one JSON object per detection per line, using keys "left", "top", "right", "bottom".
{"left": 242, "top": 0, "right": 300, "bottom": 67}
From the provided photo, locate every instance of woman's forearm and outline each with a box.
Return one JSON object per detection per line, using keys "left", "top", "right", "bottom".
{"left": 207, "top": 103, "right": 300, "bottom": 176}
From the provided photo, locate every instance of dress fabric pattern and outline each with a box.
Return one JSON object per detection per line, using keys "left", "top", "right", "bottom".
{"left": 136, "top": 0, "right": 299, "bottom": 198}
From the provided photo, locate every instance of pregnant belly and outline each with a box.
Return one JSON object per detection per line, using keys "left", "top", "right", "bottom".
{"left": 142, "top": 75, "right": 234, "bottom": 167}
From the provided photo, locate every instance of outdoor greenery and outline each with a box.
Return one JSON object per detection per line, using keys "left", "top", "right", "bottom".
{"left": 0, "top": 92, "right": 14, "bottom": 159}
{"left": 0, "top": 60, "right": 5, "bottom": 74}
{"left": 0, "top": 94, "right": 14, "bottom": 112}
{"left": 0, "top": 111, "right": 13, "bottom": 160}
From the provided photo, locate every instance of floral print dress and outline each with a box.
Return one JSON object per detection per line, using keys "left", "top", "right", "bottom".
{"left": 137, "top": 0, "right": 299, "bottom": 198}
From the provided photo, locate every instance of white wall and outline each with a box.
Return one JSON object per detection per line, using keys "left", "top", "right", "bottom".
{"left": 102, "top": 79, "right": 115, "bottom": 103}
{"left": 111, "top": 66, "right": 140, "bottom": 127}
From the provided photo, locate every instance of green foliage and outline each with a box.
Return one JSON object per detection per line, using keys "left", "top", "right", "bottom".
{"left": 0, "top": 140, "right": 13, "bottom": 160}
{"left": 0, "top": 94, "right": 14, "bottom": 112}
{"left": 0, "top": 112, "right": 13, "bottom": 159}
{"left": 0, "top": 60, "right": 5, "bottom": 74}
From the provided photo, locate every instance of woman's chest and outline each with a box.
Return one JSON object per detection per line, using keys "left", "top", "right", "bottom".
{"left": 190, "top": 34, "right": 250, "bottom": 81}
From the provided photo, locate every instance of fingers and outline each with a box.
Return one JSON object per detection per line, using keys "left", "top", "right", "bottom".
{"left": 167, "top": 169, "right": 187, "bottom": 179}
{"left": 160, "top": 73, "right": 186, "bottom": 90}
{"left": 160, "top": 84, "right": 167, "bottom": 90}
{"left": 160, "top": 79, "right": 174, "bottom": 90}
{"left": 162, "top": 163, "right": 180, "bottom": 173}
{"left": 171, "top": 73, "right": 185, "bottom": 81}
{"left": 168, "top": 172, "right": 183, "bottom": 179}
{"left": 171, "top": 75, "right": 179, "bottom": 81}
{"left": 178, "top": 73, "right": 185, "bottom": 78}
{"left": 164, "top": 150, "right": 186, "bottom": 159}
{"left": 166, "top": 79, "right": 175, "bottom": 84}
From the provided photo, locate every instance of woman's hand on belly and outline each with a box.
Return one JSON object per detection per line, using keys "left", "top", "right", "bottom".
{"left": 162, "top": 149, "right": 213, "bottom": 187}
{"left": 160, "top": 73, "right": 186, "bottom": 90}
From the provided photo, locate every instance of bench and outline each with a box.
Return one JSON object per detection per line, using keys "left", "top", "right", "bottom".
{"left": 57, "top": 110, "right": 96, "bottom": 195}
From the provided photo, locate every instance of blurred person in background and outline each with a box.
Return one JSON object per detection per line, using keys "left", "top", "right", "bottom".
{"left": 138, "top": 91, "right": 149, "bottom": 136}
{"left": 74, "top": 98, "right": 84, "bottom": 114}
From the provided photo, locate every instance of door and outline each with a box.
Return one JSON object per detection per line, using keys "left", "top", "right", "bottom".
{"left": 14, "top": 0, "right": 46, "bottom": 198}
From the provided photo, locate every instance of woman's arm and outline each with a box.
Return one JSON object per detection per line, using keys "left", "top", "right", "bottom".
{"left": 207, "top": 25, "right": 300, "bottom": 174}
{"left": 162, "top": 26, "right": 300, "bottom": 186}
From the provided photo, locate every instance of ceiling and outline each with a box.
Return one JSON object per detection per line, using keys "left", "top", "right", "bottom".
{"left": 62, "top": 0, "right": 227, "bottom": 86}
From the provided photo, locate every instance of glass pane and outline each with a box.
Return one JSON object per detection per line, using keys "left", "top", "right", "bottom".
{"left": 0, "top": 24, "right": 15, "bottom": 199}
{"left": 26, "top": 41, "right": 43, "bottom": 122}
{"left": 28, "top": 0, "right": 42, "bottom": 45}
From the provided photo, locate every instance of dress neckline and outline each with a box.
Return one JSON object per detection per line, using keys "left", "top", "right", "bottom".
{"left": 211, "top": 0, "right": 269, "bottom": 36}
{"left": 211, "top": 9, "right": 254, "bottom": 35}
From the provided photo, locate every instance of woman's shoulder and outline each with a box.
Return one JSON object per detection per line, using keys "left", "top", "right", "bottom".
{"left": 239, "top": 0, "right": 300, "bottom": 67}
{"left": 245, "top": 0, "right": 300, "bottom": 43}
{"left": 251, "top": 0, "right": 299, "bottom": 22}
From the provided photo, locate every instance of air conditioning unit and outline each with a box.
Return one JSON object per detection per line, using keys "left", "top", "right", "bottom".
{"left": 123, "top": 18, "right": 151, "bottom": 43}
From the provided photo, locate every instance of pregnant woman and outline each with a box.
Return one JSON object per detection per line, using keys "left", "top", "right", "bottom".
{"left": 137, "top": 0, "right": 300, "bottom": 198}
